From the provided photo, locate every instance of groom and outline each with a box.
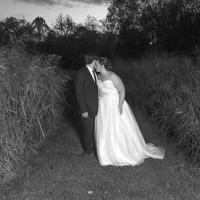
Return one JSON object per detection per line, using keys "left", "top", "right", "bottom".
{"left": 75, "top": 52, "right": 98, "bottom": 154}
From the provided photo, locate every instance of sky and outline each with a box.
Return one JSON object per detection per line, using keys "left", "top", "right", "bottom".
{"left": 0, "top": 0, "right": 110, "bottom": 27}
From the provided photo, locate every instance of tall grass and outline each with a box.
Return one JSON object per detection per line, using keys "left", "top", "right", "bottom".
{"left": 0, "top": 43, "right": 67, "bottom": 185}
{"left": 114, "top": 55, "right": 200, "bottom": 165}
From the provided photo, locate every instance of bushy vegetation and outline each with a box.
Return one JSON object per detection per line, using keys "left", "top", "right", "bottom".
{"left": 1, "top": 0, "right": 200, "bottom": 68}
{"left": 0, "top": 43, "right": 67, "bottom": 185}
{"left": 114, "top": 55, "right": 200, "bottom": 165}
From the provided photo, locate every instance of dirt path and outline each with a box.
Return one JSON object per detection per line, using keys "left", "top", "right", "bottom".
{"left": 1, "top": 80, "right": 200, "bottom": 200}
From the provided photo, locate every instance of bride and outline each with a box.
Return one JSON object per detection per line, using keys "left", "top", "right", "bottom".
{"left": 95, "top": 57, "right": 165, "bottom": 166}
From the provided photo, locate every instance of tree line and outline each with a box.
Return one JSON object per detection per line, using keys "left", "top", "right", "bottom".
{"left": 1, "top": 0, "right": 200, "bottom": 69}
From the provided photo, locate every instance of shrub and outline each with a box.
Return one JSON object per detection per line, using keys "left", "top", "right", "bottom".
{"left": 114, "top": 55, "right": 200, "bottom": 165}
{"left": 0, "top": 43, "right": 68, "bottom": 185}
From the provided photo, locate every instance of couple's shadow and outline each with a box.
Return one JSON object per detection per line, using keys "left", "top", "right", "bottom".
{"left": 64, "top": 78, "right": 82, "bottom": 132}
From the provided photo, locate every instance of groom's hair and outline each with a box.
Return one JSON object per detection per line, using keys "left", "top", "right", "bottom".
{"left": 84, "top": 52, "right": 98, "bottom": 65}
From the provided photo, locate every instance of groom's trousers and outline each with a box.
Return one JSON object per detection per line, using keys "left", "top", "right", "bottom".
{"left": 81, "top": 116, "right": 95, "bottom": 153}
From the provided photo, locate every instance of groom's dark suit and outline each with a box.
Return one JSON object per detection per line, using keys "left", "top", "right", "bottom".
{"left": 75, "top": 66, "right": 98, "bottom": 153}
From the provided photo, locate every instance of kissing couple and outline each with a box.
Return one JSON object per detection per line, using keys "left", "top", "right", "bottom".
{"left": 75, "top": 52, "right": 165, "bottom": 166}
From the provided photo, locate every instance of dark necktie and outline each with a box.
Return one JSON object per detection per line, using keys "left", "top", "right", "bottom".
{"left": 93, "top": 70, "right": 97, "bottom": 84}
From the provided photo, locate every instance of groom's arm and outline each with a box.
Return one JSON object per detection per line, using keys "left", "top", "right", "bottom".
{"left": 75, "top": 71, "right": 87, "bottom": 114}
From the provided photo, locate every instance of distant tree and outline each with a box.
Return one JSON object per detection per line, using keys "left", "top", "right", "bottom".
{"left": 74, "top": 25, "right": 89, "bottom": 38}
{"left": 106, "top": 0, "right": 149, "bottom": 56}
{"left": 0, "top": 21, "right": 7, "bottom": 44}
{"left": 54, "top": 14, "right": 76, "bottom": 36}
{"left": 140, "top": 0, "right": 200, "bottom": 54}
{"left": 106, "top": 0, "right": 141, "bottom": 34}
{"left": 0, "top": 17, "right": 31, "bottom": 44}
{"left": 31, "top": 17, "right": 49, "bottom": 42}
{"left": 106, "top": 0, "right": 200, "bottom": 55}
{"left": 84, "top": 15, "right": 101, "bottom": 32}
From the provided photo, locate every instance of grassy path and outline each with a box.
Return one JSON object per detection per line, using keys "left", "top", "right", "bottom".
{"left": 1, "top": 80, "right": 200, "bottom": 200}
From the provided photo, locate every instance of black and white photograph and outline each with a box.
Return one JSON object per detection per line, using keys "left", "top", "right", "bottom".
{"left": 0, "top": 0, "right": 200, "bottom": 199}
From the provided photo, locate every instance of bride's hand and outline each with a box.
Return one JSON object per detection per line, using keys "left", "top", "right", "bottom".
{"left": 118, "top": 106, "right": 123, "bottom": 115}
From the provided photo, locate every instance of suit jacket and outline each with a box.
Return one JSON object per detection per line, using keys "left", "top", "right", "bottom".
{"left": 75, "top": 67, "right": 98, "bottom": 117}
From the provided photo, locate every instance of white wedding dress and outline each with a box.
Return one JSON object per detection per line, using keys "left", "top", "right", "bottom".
{"left": 95, "top": 79, "right": 165, "bottom": 166}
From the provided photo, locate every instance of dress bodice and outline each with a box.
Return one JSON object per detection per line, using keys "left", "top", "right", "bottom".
{"left": 97, "top": 80, "right": 118, "bottom": 97}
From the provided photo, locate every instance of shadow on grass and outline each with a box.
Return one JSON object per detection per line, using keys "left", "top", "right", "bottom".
{"left": 63, "top": 77, "right": 85, "bottom": 151}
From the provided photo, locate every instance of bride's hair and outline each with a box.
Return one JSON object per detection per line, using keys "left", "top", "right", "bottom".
{"left": 98, "top": 57, "right": 112, "bottom": 70}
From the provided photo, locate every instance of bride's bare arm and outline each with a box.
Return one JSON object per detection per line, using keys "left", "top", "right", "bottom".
{"left": 111, "top": 73, "right": 125, "bottom": 114}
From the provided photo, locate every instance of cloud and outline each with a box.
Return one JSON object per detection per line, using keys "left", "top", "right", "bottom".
{"left": 72, "top": 0, "right": 109, "bottom": 5}
{"left": 16, "top": 0, "right": 72, "bottom": 7}
{"left": 16, "top": 0, "right": 109, "bottom": 7}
